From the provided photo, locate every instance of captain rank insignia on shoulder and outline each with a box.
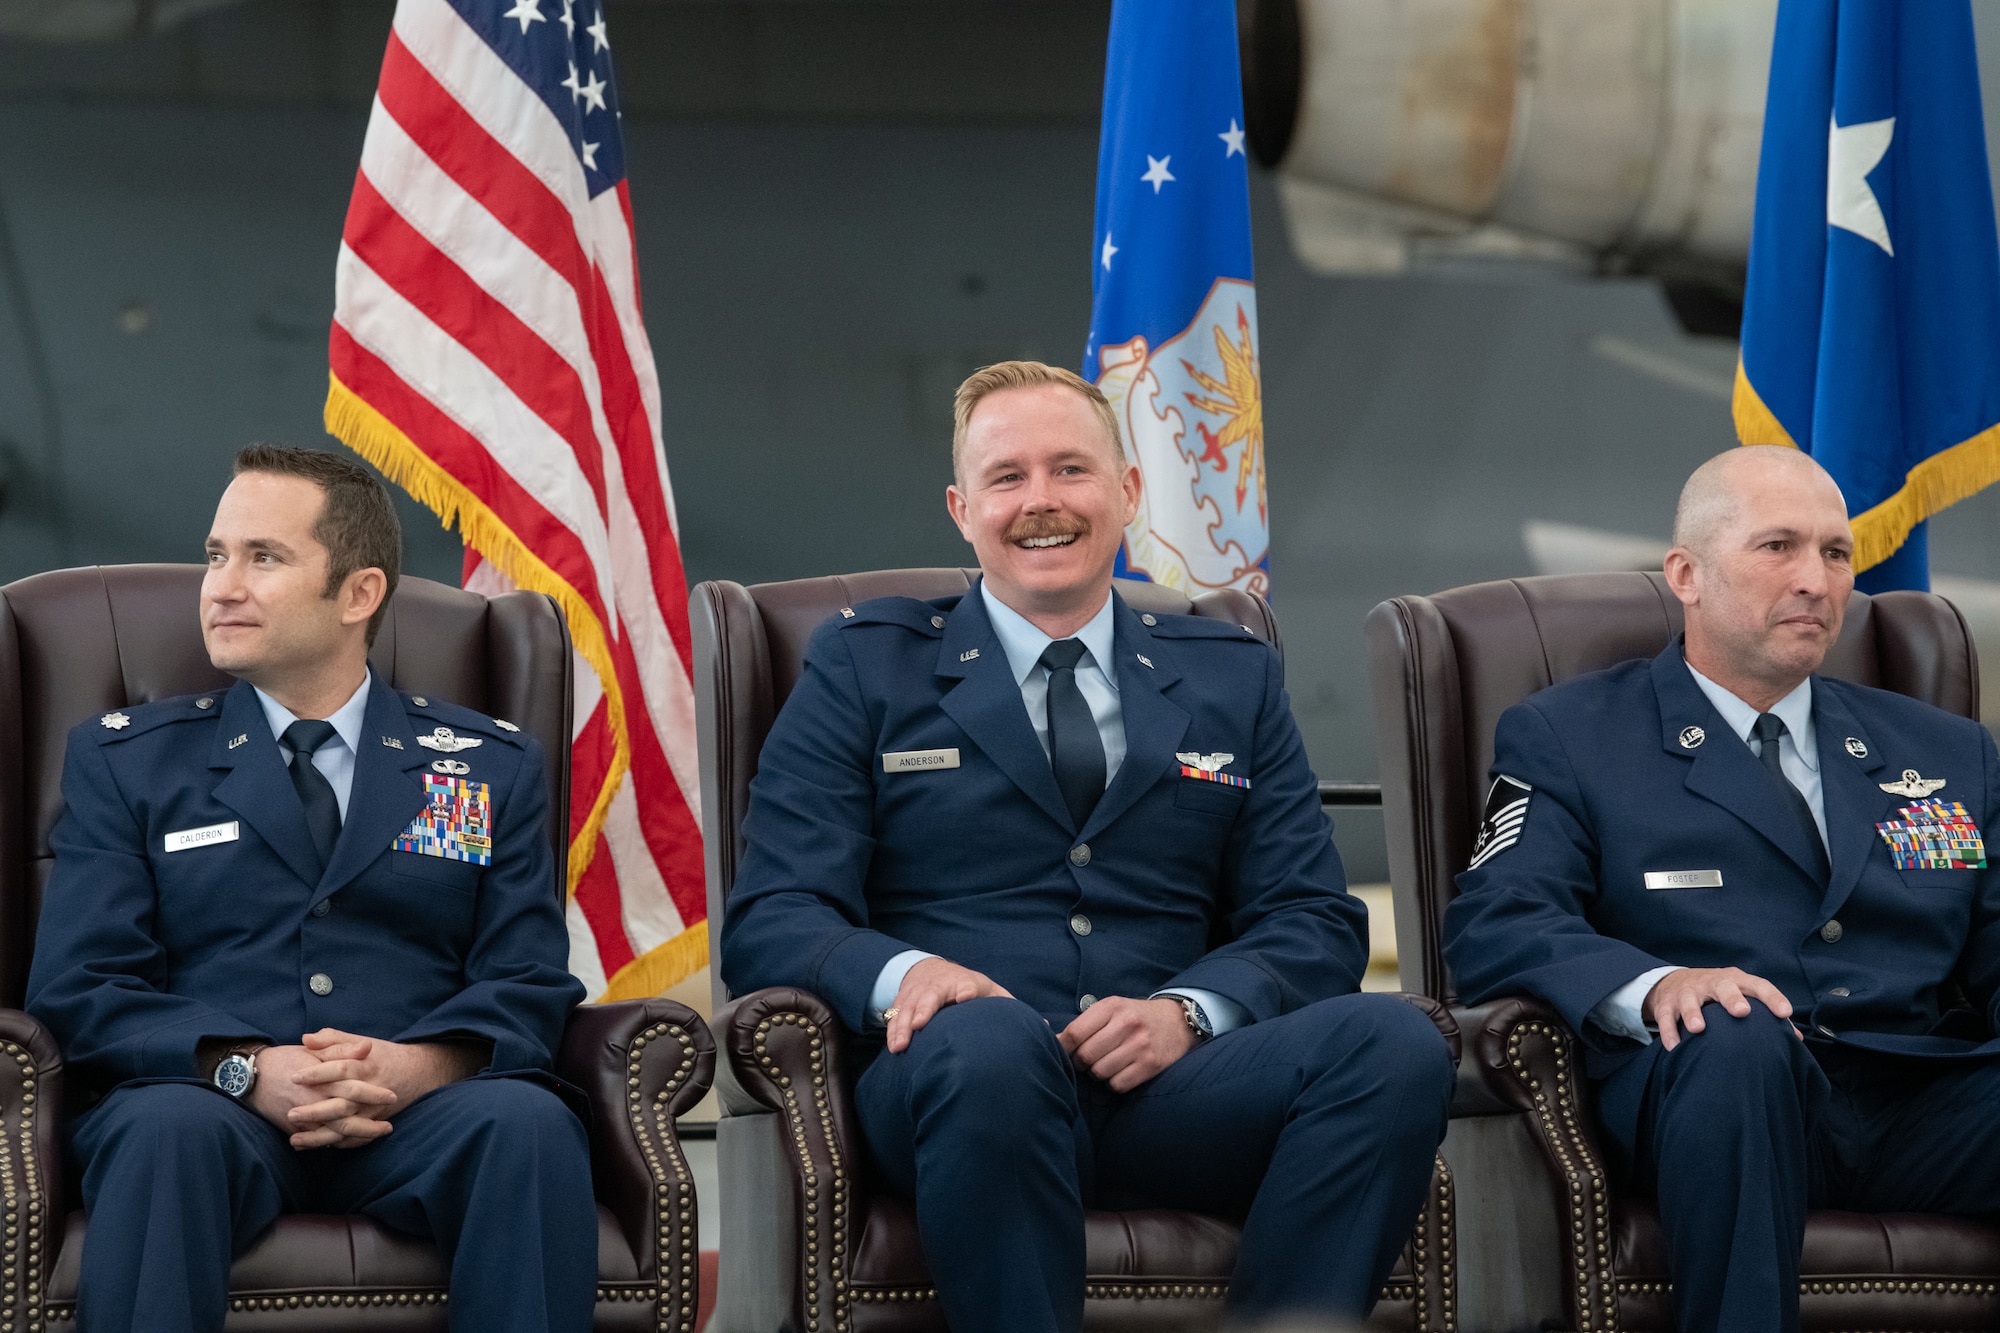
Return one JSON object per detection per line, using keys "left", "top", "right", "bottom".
{"left": 394, "top": 774, "right": 493, "bottom": 866}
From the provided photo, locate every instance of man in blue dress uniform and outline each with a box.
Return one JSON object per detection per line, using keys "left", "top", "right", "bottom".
{"left": 27, "top": 447, "right": 593, "bottom": 1332}
{"left": 1445, "top": 446, "right": 2000, "bottom": 1333}
{"left": 723, "top": 361, "right": 1455, "bottom": 1333}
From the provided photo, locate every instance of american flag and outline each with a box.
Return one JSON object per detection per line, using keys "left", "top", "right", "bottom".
{"left": 325, "top": 0, "right": 706, "bottom": 1001}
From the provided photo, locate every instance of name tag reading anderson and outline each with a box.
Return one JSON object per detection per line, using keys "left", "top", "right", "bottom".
{"left": 883, "top": 748, "right": 960, "bottom": 773}
{"left": 164, "top": 821, "right": 240, "bottom": 854}
{"left": 1644, "top": 870, "right": 1724, "bottom": 890}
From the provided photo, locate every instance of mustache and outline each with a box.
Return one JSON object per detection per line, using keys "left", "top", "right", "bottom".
{"left": 1004, "top": 514, "right": 1089, "bottom": 543}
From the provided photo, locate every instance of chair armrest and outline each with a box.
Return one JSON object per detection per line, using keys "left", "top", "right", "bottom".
{"left": 1451, "top": 994, "right": 1618, "bottom": 1332}
{"left": 556, "top": 998, "right": 714, "bottom": 1310}
{"left": 0, "top": 1008, "right": 64, "bottom": 1322}
{"left": 1389, "top": 990, "right": 1461, "bottom": 1064}
{"left": 714, "top": 986, "right": 861, "bottom": 1173}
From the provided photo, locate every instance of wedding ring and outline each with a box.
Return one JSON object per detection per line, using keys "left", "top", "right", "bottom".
{"left": 882, "top": 1008, "right": 902, "bottom": 1021}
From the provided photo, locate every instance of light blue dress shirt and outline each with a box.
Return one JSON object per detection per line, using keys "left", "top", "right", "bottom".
{"left": 868, "top": 587, "right": 1247, "bottom": 1037}
{"left": 1588, "top": 665, "right": 1823, "bottom": 1043}
{"left": 254, "top": 671, "right": 373, "bottom": 822}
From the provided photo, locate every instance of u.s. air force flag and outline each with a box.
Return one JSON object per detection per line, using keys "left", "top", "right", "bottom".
{"left": 1734, "top": 0, "right": 2000, "bottom": 592}
{"left": 1086, "top": 0, "right": 1267, "bottom": 597}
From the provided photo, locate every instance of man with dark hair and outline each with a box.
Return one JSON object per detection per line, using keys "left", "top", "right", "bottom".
{"left": 724, "top": 363, "right": 1454, "bottom": 1333}
{"left": 27, "top": 446, "right": 593, "bottom": 1332}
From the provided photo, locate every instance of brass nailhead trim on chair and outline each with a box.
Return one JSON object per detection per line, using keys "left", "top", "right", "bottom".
{"left": 627, "top": 1020, "right": 702, "bottom": 1333}
{"left": 1507, "top": 1022, "right": 1618, "bottom": 1333}
{"left": 0, "top": 1041, "right": 46, "bottom": 1333}
{"left": 756, "top": 1012, "right": 851, "bottom": 1333}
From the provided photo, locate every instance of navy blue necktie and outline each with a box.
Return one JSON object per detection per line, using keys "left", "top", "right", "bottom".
{"left": 1752, "top": 712, "right": 1827, "bottom": 877}
{"left": 1040, "top": 639, "right": 1106, "bottom": 830}
{"left": 283, "top": 719, "right": 342, "bottom": 873}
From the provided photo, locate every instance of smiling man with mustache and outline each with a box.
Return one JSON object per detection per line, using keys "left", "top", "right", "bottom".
{"left": 723, "top": 360, "right": 1454, "bottom": 1333}
{"left": 1446, "top": 446, "right": 2000, "bottom": 1333}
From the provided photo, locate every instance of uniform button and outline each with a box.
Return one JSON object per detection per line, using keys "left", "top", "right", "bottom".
{"left": 1828, "top": 986, "right": 1851, "bottom": 998}
{"left": 1821, "top": 919, "right": 1844, "bottom": 943}
{"left": 195, "top": 697, "right": 213, "bottom": 709}
{"left": 1079, "top": 994, "right": 1098, "bottom": 1010}
{"left": 1140, "top": 614, "right": 1157, "bottom": 627}
{"left": 310, "top": 900, "right": 331, "bottom": 918}
{"left": 1818, "top": 1024, "right": 1837, "bottom": 1038}
{"left": 1069, "top": 844, "right": 1091, "bottom": 867}
{"left": 930, "top": 616, "right": 945, "bottom": 629}
{"left": 412, "top": 696, "right": 428, "bottom": 707}
{"left": 1070, "top": 914, "right": 1092, "bottom": 936}
{"left": 308, "top": 973, "right": 333, "bottom": 996}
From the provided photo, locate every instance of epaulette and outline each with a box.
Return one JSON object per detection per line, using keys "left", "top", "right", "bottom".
{"left": 400, "top": 691, "right": 527, "bottom": 748}
{"left": 834, "top": 595, "right": 960, "bottom": 637}
{"left": 1140, "top": 613, "right": 1267, "bottom": 644}
{"left": 87, "top": 691, "right": 226, "bottom": 744}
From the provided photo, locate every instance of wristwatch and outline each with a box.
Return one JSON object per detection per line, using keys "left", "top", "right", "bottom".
{"left": 1175, "top": 995, "right": 1214, "bottom": 1041}
{"left": 212, "top": 1048, "right": 260, "bottom": 1100}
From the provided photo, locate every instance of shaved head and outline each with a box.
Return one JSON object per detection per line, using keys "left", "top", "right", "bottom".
{"left": 1663, "top": 445, "right": 1856, "bottom": 710}
{"left": 1672, "top": 446, "right": 1846, "bottom": 559}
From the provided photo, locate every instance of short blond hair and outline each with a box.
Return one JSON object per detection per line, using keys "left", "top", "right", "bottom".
{"left": 952, "top": 360, "right": 1124, "bottom": 482}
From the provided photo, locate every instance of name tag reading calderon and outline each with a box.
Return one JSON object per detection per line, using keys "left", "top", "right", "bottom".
{"left": 883, "top": 748, "right": 960, "bottom": 773}
{"left": 164, "top": 821, "right": 240, "bottom": 854}
{"left": 1644, "top": 869, "right": 1724, "bottom": 890}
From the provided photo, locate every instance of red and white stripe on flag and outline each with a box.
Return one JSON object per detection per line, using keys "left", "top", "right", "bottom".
{"left": 324, "top": 0, "right": 705, "bottom": 1000}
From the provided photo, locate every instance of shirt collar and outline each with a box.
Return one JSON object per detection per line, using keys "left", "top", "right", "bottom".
{"left": 979, "top": 582, "right": 1118, "bottom": 689}
{"left": 254, "top": 669, "right": 373, "bottom": 756}
{"left": 1684, "top": 661, "right": 1818, "bottom": 772}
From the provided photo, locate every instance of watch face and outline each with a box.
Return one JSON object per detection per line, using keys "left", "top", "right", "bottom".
{"left": 214, "top": 1055, "right": 253, "bottom": 1099}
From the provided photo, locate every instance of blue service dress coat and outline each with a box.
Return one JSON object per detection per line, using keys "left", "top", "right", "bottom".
{"left": 721, "top": 584, "right": 1370, "bottom": 1035}
{"left": 1444, "top": 639, "right": 2000, "bottom": 1076}
{"left": 26, "top": 674, "right": 583, "bottom": 1100}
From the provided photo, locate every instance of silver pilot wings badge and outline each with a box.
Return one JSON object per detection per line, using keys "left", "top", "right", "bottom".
{"left": 416, "top": 726, "right": 483, "bottom": 754}
{"left": 1880, "top": 769, "right": 1947, "bottom": 798}
{"left": 1175, "top": 752, "right": 1234, "bottom": 772}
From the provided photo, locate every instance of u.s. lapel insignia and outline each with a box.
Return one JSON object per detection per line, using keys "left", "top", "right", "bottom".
{"left": 100, "top": 712, "right": 130, "bottom": 730}
{"left": 416, "top": 726, "right": 483, "bottom": 754}
{"left": 1177, "top": 751, "right": 1250, "bottom": 789}
{"left": 960, "top": 649, "right": 980, "bottom": 662}
{"left": 1880, "top": 769, "right": 1947, "bottom": 798}
{"left": 1137, "top": 654, "right": 1155, "bottom": 669}
{"left": 381, "top": 736, "right": 404, "bottom": 750}
{"left": 1678, "top": 725, "right": 1705, "bottom": 749}
{"left": 1845, "top": 737, "right": 1868, "bottom": 759}
{"left": 432, "top": 758, "right": 471, "bottom": 776}
{"left": 227, "top": 733, "right": 248, "bottom": 750}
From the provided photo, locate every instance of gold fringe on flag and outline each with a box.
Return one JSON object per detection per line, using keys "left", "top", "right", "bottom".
{"left": 323, "top": 371, "right": 628, "bottom": 901}
{"left": 600, "top": 921, "right": 710, "bottom": 1004}
{"left": 1732, "top": 361, "right": 2000, "bottom": 573}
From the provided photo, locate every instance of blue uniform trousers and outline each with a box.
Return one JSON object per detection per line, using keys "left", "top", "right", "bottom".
{"left": 1597, "top": 1003, "right": 2000, "bottom": 1333}
{"left": 852, "top": 993, "right": 1455, "bottom": 1333}
{"left": 71, "top": 1077, "right": 596, "bottom": 1333}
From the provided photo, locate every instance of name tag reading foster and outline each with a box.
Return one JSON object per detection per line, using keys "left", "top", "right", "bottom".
{"left": 883, "top": 748, "right": 960, "bottom": 773}
{"left": 1644, "top": 869, "right": 1724, "bottom": 890}
{"left": 164, "top": 821, "right": 240, "bottom": 854}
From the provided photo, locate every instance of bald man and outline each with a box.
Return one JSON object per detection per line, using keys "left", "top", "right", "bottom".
{"left": 1445, "top": 447, "right": 2000, "bottom": 1333}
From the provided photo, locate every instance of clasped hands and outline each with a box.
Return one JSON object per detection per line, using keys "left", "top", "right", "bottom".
{"left": 885, "top": 957, "right": 1196, "bottom": 1093}
{"left": 241, "top": 1029, "right": 478, "bottom": 1151}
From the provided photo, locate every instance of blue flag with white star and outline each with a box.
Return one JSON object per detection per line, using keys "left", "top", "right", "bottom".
{"left": 1086, "top": 0, "right": 1267, "bottom": 596}
{"left": 1734, "top": 0, "right": 2000, "bottom": 591}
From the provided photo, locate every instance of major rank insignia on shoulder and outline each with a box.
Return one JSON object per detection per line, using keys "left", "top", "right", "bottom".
{"left": 1468, "top": 775, "right": 1532, "bottom": 870}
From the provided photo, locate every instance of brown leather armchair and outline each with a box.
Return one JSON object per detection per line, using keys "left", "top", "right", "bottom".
{"left": 0, "top": 565, "right": 713, "bottom": 1331}
{"left": 693, "top": 567, "right": 1462, "bottom": 1333}
{"left": 1367, "top": 571, "right": 2000, "bottom": 1332}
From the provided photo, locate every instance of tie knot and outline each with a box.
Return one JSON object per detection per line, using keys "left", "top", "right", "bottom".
{"left": 1752, "top": 712, "right": 1788, "bottom": 745}
{"left": 1039, "top": 639, "right": 1088, "bottom": 673}
{"left": 283, "top": 719, "right": 338, "bottom": 757}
